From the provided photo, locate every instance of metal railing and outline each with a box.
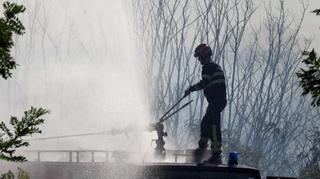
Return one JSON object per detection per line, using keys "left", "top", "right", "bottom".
{"left": 18, "top": 149, "right": 196, "bottom": 163}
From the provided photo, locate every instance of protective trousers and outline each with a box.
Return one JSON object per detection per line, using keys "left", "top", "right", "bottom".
{"left": 198, "top": 101, "right": 226, "bottom": 155}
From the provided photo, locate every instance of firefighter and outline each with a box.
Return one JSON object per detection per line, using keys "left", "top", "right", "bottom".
{"left": 184, "top": 44, "right": 227, "bottom": 164}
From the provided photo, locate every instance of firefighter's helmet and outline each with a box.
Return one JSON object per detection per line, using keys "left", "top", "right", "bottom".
{"left": 194, "top": 44, "right": 212, "bottom": 58}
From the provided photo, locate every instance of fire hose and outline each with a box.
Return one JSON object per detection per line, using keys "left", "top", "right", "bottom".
{"left": 149, "top": 95, "right": 193, "bottom": 159}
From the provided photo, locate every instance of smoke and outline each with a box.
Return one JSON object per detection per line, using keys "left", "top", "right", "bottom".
{"left": 0, "top": 0, "right": 153, "bottom": 159}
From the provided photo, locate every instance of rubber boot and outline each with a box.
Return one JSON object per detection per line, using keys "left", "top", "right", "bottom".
{"left": 192, "top": 138, "right": 209, "bottom": 163}
{"left": 206, "top": 152, "right": 222, "bottom": 164}
{"left": 206, "top": 125, "right": 222, "bottom": 164}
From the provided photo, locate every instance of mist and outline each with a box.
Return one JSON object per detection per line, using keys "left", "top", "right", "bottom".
{"left": 0, "top": 0, "right": 153, "bottom": 154}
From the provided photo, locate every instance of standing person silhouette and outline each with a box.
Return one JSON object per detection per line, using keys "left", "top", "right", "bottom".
{"left": 184, "top": 44, "right": 227, "bottom": 164}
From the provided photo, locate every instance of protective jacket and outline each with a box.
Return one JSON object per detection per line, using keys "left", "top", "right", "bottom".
{"left": 190, "top": 61, "right": 226, "bottom": 105}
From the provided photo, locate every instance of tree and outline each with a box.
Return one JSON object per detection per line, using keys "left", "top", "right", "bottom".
{"left": 0, "top": 0, "right": 48, "bottom": 163}
{"left": 1, "top": 168, "right": 30, "bottom": 179}
{"left": 298, "top": 128, "right": 320, "bottom": 179}
{"left": 311, "top": 9, "right": 320, "bottom": 16}
{"left": 0, "top": 1, "right": 25, "bottom": 79}
{"left": 297, "top": 49, "right": 320, "bottom": 107}
{"left": 296, "top": 9, "right": 320, "bottom": 179}
{"left": 0, "top": 107, "right": 49, "bottom": 162}
{"left": 134, "top": 0, "right": 318, "bottom": 176}
{"left": 296, "top": 50, "right": 320, "bottom": 107}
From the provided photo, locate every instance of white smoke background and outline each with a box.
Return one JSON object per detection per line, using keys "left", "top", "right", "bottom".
{"left": 0, "top": 0, "right": 155, "bottom": 161}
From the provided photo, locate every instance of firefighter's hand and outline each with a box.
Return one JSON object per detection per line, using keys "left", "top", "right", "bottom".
{"left": 184, "top": 87, "right": 192, "bottom": 97}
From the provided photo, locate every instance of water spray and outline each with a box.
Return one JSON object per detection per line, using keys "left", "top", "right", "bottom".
{"left": 25, "top": 126, "right": 134, "bottom": 141}
{"left": 147, "top": 95, "right": 193, "bottom": 160}
{"left": 27, "top": 95, "right": 193, "bottom": 161}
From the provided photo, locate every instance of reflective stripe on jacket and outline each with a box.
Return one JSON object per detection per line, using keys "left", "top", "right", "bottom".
{"left": 190, "top": 62, "right": 226, "bottom": 103}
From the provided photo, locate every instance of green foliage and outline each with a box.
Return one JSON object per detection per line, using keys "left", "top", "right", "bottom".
{"left": 1, "top": 168, "right": 30, "bottom": 179}
{"left": 0, "top": 1, "right": 25, "bottom": 79}
{"left": 0, "top": 3, "right": 43, "bottom": 178}
{"left": 311, "top": 9, "right": 320, "bottom": 16}
{"left": 17, "top": 168, "right": 29, "bottom": 179}
{"left": 0, "top": 107, "right": 49, "bottom": 162}
{"left": 296, "top": 49, "right": 320, "bottom": 106}
{"left": 1, "top": 170, "right": 14, "bottom": 179}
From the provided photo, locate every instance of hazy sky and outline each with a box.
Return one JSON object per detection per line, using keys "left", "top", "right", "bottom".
{"left": 295, "top": 0, "right": 320, "bottom": 51}
{"left": 259, "top": 0, "right": 320, "bottom": 51}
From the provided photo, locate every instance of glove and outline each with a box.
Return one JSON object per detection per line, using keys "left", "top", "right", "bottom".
{"left": 184, "top": 87, "right": 192, "bottom": 97}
